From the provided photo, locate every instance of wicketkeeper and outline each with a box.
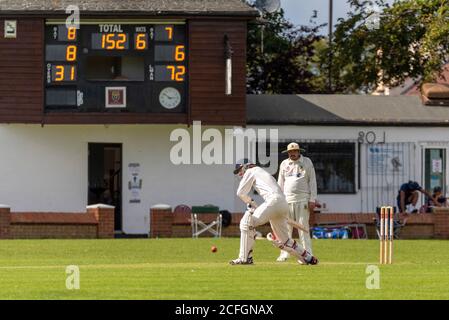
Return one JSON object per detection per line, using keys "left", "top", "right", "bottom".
{"left": 230, "top": 159, "right": 318, "bottom": 265}
{"left": 277, "top": 142, "right": 317, "bottom": 263}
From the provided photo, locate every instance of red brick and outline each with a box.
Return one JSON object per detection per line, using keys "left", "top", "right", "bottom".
{"left": 150, "top": 206, "right": 173, "bottom": 238}
{"left": 87, "top": 205, "right": 115, "bottom": 239}
{"left": 0, "top": 206, "right": 11, "bottom": 239}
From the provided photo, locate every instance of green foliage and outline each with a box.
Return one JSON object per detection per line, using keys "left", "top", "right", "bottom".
{"left": 246, "top": 9, "right": 327, "bottom": 94}
{"left": 328, "top": 0, "right": 449, "bottom": 93}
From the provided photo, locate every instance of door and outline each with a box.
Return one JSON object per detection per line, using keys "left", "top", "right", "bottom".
{"left": 424, "top": 148, "right": 446, "bottom": 194}
{"left": 88, "top": 143, "right": 123, "bottom": 231}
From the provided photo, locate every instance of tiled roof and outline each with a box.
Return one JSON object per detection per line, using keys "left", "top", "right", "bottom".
{"left": 0, "top": 0, "right": 259, "bottom": 16}
{"left": 247, "top": 94, "right": 449, "bottom": 126}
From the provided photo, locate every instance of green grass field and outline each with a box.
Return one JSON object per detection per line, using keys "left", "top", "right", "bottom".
{"left": 0, "top": 238, "right": 448, "bottom": 300}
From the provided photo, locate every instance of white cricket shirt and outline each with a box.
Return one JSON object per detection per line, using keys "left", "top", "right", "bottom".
{"left": 237, "top": 167, "right": 284, "bottom": 204}
{"left": 278, "top": 156, "right": 317, "bottom": 203}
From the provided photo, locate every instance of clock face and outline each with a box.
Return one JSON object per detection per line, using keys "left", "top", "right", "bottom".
{"left": 159, "top": 87, "right": 181, "bottom": 109}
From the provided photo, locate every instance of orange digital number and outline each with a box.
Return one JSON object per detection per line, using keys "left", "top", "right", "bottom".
{"left": 116, "top": 33, "right": 126, "bottom": 50}
{"left": 102, "top": 34, "right": 116, "bottom": 49}
{"left": 175, "top": 45, "right": 185, "bottom": 61}
{"left": 165, "top": 27, "right": 173, "bottom": 40}
{"left": 70, "top": 66, "right": 75, "bottom": 80}
{"left": 175, "top": 66, "right": 186, "bottom": 81}
{"left": 106, "top": 34, "right": 115, "bottom": 49}
{"left": 101, "top": 34, "right": 126, "bottom": 50}
{"left": 136, "top": 34, "right": 146, "bottom": 50}
{"left": 67, "top": 27, "right": 76, "bottom": 41}
{"left": 66, "top": 45, "right": 77, "bottom": 61}
{"left": 167, "top": 65, "right": 176, "bottom": 80}
{"left": 55, "top": 65, "right": 64, "bottom": 81}
{"left": 167, "top": 65, "right": 186, "bottom": 82}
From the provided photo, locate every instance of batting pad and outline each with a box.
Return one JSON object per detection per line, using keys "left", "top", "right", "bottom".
{"left": 239, "top": 210, "right": 256, "bottom": 261}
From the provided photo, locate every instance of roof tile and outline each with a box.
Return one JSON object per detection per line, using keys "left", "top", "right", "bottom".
{"left": 247, "top": 94, "right": 449, "bottom": 126}
{"left": 0, "top": 0, "right": 258, "bottom": 16}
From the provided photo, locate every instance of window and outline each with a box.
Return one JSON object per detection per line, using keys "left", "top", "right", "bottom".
{"left": 267, "top": 141, "right": 356, "bottom": 194}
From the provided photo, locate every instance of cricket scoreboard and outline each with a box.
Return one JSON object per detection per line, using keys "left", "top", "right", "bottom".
{"left": 45, "top": 21, "right": 187, "bottom": 113}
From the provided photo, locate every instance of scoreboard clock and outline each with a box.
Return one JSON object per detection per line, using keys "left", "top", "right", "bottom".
{"left": 44, "top": 20, "right": 187, "bottom": 113}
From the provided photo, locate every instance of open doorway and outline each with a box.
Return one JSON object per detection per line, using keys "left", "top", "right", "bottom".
{"left": 88, "top": 143, "right": 122, "bottom": 232}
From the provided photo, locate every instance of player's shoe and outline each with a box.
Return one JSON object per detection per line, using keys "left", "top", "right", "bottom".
{"left": 300, "top": 250, "right": 319, "bottom": 265}
{"left": 229, "top": 257, "right": 254, "bottom": 265}
{"left": 276, "top": 256, "right": 288, "bottom": 262}
{"left": 276, "top": 254, "right": 288, "bottom": 262}
{"left": 305, "top": 255, "right": 319, "bottom": 265}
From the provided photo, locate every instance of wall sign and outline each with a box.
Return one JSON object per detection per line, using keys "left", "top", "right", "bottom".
{"left": 358, "top": 131, "right": 386, "bottom": 144}
{"left": 367, "top": 145, "right": 404, "bottom": 175}
{"left": 128, "top": 163, "right": 142, "bottom": 204}
{"left": 4, "top": 20, "right": 17, "bottom": 38}
{"left": 105, "top": 87, "right": 126, "bottom": 108}
{"left": 432, "top": 159, "right": 442, "bottom": 174}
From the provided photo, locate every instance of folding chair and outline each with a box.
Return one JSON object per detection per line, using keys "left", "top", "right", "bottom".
{"left": 173, "top": 204, "right": 192, "bottom": 215}
{"left": 191, "top": 205, "right": 222, "bottom": 238}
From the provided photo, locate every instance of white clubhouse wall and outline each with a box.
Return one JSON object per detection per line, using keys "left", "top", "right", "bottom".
{"left": 0, "top": 124, "right": 236, "bottom": 234}
{"left": 1, "top": 124, "right": 449, "bottom": 234}
{"left": 251, "top": 125, "right": 449, "bottom": 214}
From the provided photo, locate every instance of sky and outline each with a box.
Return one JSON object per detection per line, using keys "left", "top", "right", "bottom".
{"left": 279, "top": 0, "right": 396, "bottom": 34}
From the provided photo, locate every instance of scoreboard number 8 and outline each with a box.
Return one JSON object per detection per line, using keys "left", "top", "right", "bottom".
{"left": 66, "top": 45, "right": 77, "bottom": 61}
{"left": 67, "top": 27, "right": 77, "bottom": 41}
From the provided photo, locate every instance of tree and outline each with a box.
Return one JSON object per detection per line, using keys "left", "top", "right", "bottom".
{"left": 326, "top": 0, "right": 449, "bottom": 93}
{"left": 246, "top": 8, "right": 326, "bottom": 94}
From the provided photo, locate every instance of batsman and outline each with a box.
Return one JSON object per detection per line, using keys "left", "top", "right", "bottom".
{"left": 230, "top": 159, "right": 318, "bottom": 265}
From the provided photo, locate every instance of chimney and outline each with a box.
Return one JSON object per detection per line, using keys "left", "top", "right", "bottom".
{"left": 421, "top": 83, "right": 449, "bottom": 106}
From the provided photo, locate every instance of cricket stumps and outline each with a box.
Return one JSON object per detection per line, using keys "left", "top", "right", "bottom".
{"left": 379, "top": 206, "right": 394, "bottom": 264}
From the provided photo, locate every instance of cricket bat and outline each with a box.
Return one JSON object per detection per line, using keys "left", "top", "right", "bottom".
{"left": 286, "top": 218, "right": 309, "bottom": 233}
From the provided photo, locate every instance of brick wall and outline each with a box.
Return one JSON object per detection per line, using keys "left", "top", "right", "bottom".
{"left": 10, "top": 224, "right": 98, "bottom": 239}
{"left": 0, "top": 205, "right": 11, "bottom": 239}
{"left": 87, "top": 204, "right": 115, "bottom": 239}
{"left": 0, "top": 204, "right": 115, "bottom": 239}
{"left": 151, "top": 209, "right": 449, "bottom": 239}
{"left": 150, "top": 206, "right": 173, "bottom": 238}
{"left": 433, "top": 207, "right": 449, "bottom": 239}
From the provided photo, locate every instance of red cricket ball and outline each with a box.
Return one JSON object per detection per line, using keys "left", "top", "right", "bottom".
{"left": 211, "top": 246, "right": 217, "bottom": 253}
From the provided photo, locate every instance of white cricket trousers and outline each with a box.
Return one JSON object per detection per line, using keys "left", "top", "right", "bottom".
{"left": 253, "top": 195, "right": 291, "bottom": 240}
{"left": 239, "top": 195, "right": 307, "bottom": 261}
{"left": 280, "top": 200, "right": 313, "bottom": 258}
